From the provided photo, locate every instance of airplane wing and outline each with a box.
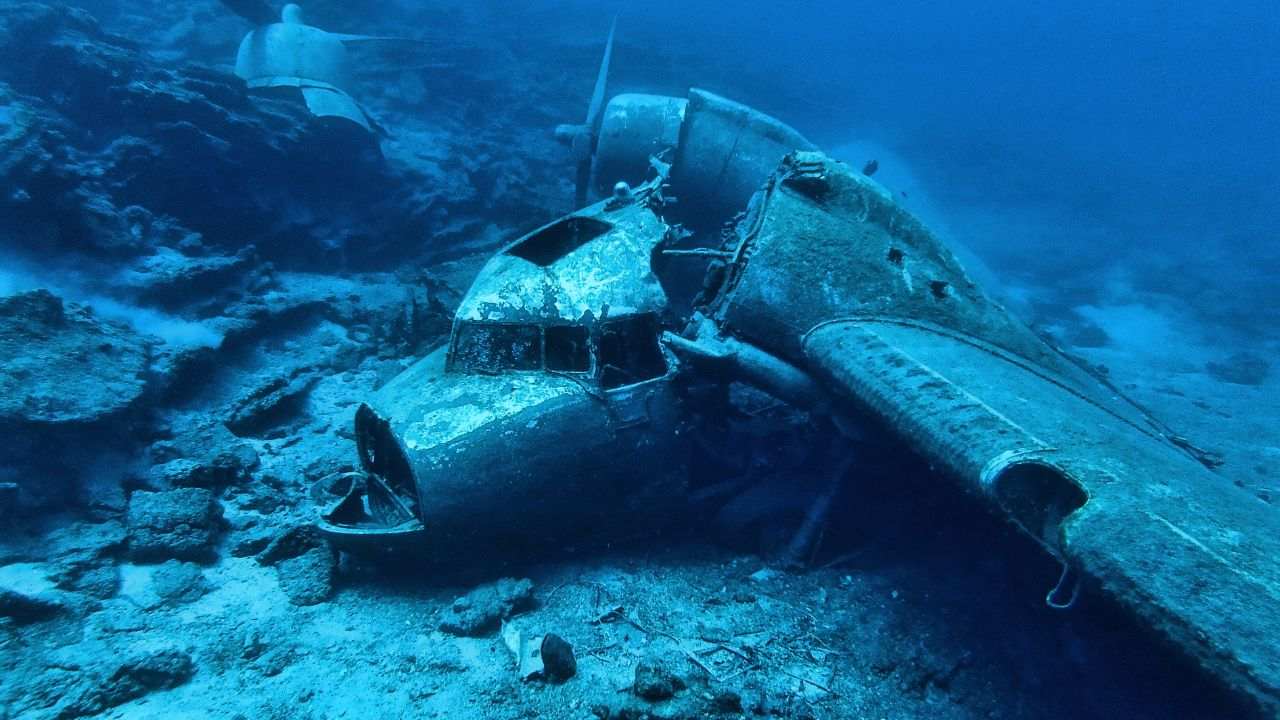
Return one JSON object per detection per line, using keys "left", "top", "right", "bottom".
{"left": 702, "top": 151, "right": 1280, "bottom": 715}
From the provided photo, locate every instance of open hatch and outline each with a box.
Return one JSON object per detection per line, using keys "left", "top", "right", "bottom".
{"left": 311, "top": 405, "right": 425, "bottom": 545}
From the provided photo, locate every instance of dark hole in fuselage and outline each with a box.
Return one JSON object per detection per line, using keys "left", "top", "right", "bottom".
{"left": 929, "top": 280, "right": 950, "bottom": 299}
{"left": 887, "top": 247, "right": 905, "bottom": 265}
{"left": 506, "top": 216, "right": 613, "bottom": 266}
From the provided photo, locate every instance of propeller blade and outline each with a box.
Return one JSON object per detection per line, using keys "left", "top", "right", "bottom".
{"left": 570, "top": 15, "right": 617, "bottom": 207}
{"left": 584, "top": 15, "right": 617, "bottom": 129}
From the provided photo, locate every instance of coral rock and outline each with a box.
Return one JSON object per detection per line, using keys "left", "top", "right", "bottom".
{"left": 126, "top": 488, "right": 222, "bottom": 562}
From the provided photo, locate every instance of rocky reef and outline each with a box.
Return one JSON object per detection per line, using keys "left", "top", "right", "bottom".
{"left": 0, "top": 290, "right": 150, "bottom": 426}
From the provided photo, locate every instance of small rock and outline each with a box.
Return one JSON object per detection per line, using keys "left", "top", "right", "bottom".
{"left": 231, "top": 532, "right": 273, "bottom": 558}
{"left": 710, "top": 690, "right": 743, "bottom": 713}
{"left": 255, "top": 646, "right": 298, "bottom": 677}
{"left": 1069, "top": 325, "right": 1108, "bottom": 348}
{"left": 539, "top": 633, "right": 576, "bottom": 682}
{"left": 253, "top": 525, "right": 336, "bottom": 605}
{"left": 256, "top": 525, "right": 324, "bottom": 566}
{"left": 126, "top": 488, "right": 223, "bottom": 562}
{"left": 213, "top": 444, "right": 260, "bottom": 480}
{"left": 276, "top": 545, "right": 336, "bottom": 606}
{"left": 1207, "top": 352, "right": 1271, "bottom": 386}
{"left": 241, "top": 628, "right": 270, "bottom": 661}
{"left": 439, "top": 577, "right": 535, "bottom": 637}
{"left": 148, "top": 444, "right": 259, "bottom": 490}
{"left": 56, "top": 649, "right": 195, "bottom": 718}
{"left": 0, "top": 587, "right": 64, "bottom": 624}
{"left": 633, "top": 658, "right": 685, "bottom": 701}
{"left": 225, "top": 368, "right": 320, "bottom": 437}
{"left": 147, "top": 459, "right": 205, "bottom": 489}
{"left": 151, "top": 560, "right": 208, "bottom": 606}
{"left": 20, "top": 666, "right": 103, "bottom": 718}
{"left": 100, "top": 649, "right": 195, "bottom": 707}
{"left": 148, "top": 441, "right": 184, "bottom": 464}
{"left": 47, "top": 520, "right": 128, "bottom": 561}
{"left": 0, "top": 290, "right": 150, "bottom": 425}
{"left": 119, "top": 245, "right": 253, "bottom": 308}
{"left": 54, "top": 563, "right": 120, "bottom": 600}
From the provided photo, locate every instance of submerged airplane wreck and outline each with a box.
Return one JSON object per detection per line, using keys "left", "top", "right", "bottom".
{"left": 309, "top": 26, "right": 1280, "bottom": 718}
{"left": 224, "top": 0, "right": 416, "bottom": 132}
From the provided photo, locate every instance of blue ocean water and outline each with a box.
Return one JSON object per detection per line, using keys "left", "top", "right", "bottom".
{"left": 0, "top": 1, "right": 1276, "bottom": 718}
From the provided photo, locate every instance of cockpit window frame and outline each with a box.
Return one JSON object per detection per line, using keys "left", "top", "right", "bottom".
{"left": 448, "top": 320, "right": 596, "bottom": 376}
{"left": 447, "top": 312, "right": 671, "bottom": 388}
{"left": 594, "top": 313, "right": 670, "bottom": 391}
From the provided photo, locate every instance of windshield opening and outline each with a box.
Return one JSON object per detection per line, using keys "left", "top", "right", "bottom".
{"left": 449, "top": 317, "right": 665, "bottom": 384}
{"left": 450, "top": 323, "right": 541, "bottom": 372}
{"left": 506, "top": 216, "right": 614, "bottom": 266}
{"left": 597, "top": 314, "right": 668, "bottom": 389}
{"left": 546, "top": 325, "right": 591, "bottom": 372}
